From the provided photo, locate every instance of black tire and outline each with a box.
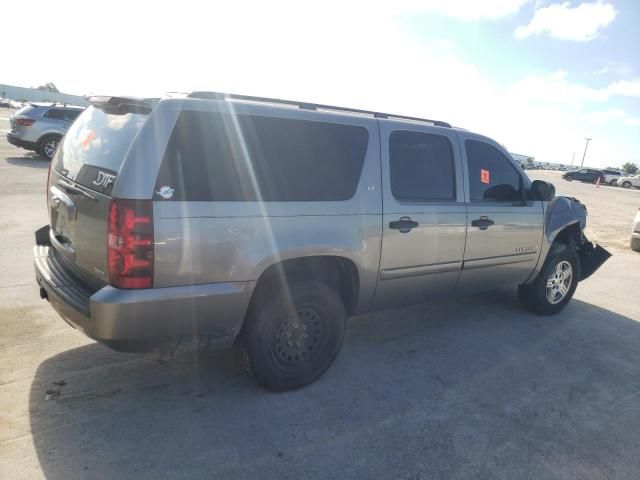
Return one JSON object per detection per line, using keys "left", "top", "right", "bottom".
{"left": 610, "top": 179, "right": 618, "bottom": 186}
{"left": 622, "top": 181, "right": 632, "bottom": 189}
{"left": 237, "top": 281, "right": 346, "bottom": 392}
{"left": 37, "top": 135, "right": 61, "bottom": 160}
{"left": 564, "top": 176, "right": 572, "bottom": 181}
{"left": 518, "top": 243, "right": 581, "bottom": 315}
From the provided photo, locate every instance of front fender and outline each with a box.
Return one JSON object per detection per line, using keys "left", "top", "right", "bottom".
{"left": 545, "top": 196, "right": 586, "bottom": 244}
{"left": 524, "top": 196, "right": 610, "bottom": 283}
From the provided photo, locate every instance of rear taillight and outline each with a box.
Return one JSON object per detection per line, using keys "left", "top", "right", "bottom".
{"left": 15, "top": 118, "right": 35, "bottom": 126}
{"left": 107, "top": 199, "right": 154, "bottom": 289}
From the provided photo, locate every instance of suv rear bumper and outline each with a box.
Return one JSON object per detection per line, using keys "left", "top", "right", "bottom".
{"left": 34, "top": 240, "right": 254, "bottom": 352}
{"left": 7, "top": 132, "right": 37, "bottom": 150}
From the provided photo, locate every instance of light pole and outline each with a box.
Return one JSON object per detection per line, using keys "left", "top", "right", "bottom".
{"left": 580, "top": 137, "right": 592, "bottom": 167}
{"left": 571, "top": 152, "right": 575, "bottom": 166}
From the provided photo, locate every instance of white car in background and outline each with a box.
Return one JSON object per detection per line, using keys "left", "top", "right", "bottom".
{"left": 618, "top": 174, "right": 640, "bottom": 189}
{"left": 632, "top": 209, "right": 640, "bottom": 252}
{"left": 602, "top": 169, "right": 625, "bottom": 186}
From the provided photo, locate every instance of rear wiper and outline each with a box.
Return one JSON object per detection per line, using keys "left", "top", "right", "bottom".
{"left": 57, "top": 179, "right": 97, "bottom": 201}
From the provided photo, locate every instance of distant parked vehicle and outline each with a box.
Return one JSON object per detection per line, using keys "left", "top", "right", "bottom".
{"left": 618, "top": 174, "right": 640, "bottom": 189}
{"left": 602, "top": 169, "right": 625, "bottom": 186}
{"left": 6, "top": 103, "right": 84, "bottom": 159}
{"left": 631, "top": 209, "right": 640, "bottom": 252}
{"left": 562, "top": 168, "right": 605, "bottom": 184}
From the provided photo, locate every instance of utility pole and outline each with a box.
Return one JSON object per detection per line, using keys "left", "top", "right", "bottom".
{"left": 580, "top": 138, "right": 591, "bottom": 167}
{"left": 571, "top": 152, "right": 575, "bottom": 166}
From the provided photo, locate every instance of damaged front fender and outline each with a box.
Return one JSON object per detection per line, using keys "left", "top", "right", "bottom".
{"left": 525, "top": 195, "right": 611, "bottom": 283}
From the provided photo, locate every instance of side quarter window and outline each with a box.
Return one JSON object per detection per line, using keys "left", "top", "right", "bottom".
{"left": 465, "top": 139, "right": 523, "bottom": 202}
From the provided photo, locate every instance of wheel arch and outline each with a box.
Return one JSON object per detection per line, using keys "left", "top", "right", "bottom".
{"left": 247, "top": 255, "right": 361, "bottom": 318}
{"left": 37, "top": 132, "right": 63, "bottom": 146}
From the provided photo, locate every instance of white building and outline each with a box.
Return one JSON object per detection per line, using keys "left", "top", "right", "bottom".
{"left": 0, "top": 84, "right": 87, "bottom": 106}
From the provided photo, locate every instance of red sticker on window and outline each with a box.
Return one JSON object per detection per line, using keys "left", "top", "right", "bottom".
{"left": 481, "top": 169, "right": 490, "bottom": 184}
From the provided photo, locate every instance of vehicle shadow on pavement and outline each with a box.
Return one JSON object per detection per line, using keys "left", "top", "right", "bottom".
{"left": 5, "top": 155, "right": 49, "bottom": 169}
{"left": 29, "top": 292, "right": 640, "bottom": 479}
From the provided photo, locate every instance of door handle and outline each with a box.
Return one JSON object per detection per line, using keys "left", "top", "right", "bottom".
{"left": 471, "top": 216, "right": 494, "bottom": 230}
{"left": 389, "top": 216, "right": 419, "bottom": 233}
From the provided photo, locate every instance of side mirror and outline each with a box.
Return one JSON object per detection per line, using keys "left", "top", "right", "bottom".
{"left": 530, "top": 180, "right": 555, "bottom": 201}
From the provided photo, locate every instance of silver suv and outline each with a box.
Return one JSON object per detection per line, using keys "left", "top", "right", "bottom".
{"left": 7, "top": 104, "right": 84, "bottom": 159}
{"left": 34, "top": 93, "right": 611, "bottom": 391}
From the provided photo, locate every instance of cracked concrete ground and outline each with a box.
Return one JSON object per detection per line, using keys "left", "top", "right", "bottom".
{"left": 1, "top": 111, "right": 640, "bottom": 479}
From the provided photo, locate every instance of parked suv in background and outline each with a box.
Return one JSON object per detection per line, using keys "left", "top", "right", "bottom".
{"left": 34, "top": 93, "right": 610, "bottom": 391}
{"left": 7, "top": 104, "right": 84, "bottom": 159}
{"left": 602, "top": 169, "right": 625, "bottom": 186}
{"left": 562, "top": 168, "right": 605, "bottom": 184}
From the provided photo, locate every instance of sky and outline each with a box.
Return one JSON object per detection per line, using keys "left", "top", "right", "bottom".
{"left": 3, "top": 0, "right": 639, "bottom": 167}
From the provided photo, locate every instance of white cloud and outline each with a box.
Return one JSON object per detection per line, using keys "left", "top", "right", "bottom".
{"left": 508, "top": 71, "right": 640, "bottom": 109}
{"left": 624, "top": 118, "right": 640, "bottom": 127}
{"left": 608, "top": 80, "right": 640, "bottom": 97}
{"left": 584, "top": 109, "right": 625, "bottom": 125}
{"left": 592, "top": 67, "right": 609, "bottom": 75}
{"left": 515, "top": 1, "right": 617, "bottom": 41}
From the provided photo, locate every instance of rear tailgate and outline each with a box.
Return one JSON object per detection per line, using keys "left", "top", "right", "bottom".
{"left": 48, "top": 102, "right": 150, "bottom": 287}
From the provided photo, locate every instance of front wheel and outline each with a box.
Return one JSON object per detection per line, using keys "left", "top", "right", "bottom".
{"left": 236, "top": 281, "right": 346, "bottom": 391}
{"left": 610, "top": 180, "right": 618, "bottom": 186}
{"left": 564, "top": 176, "right": 572, "bottom": 182}
{"left": 518, "top": 243, "right": 581, "bottom": 315}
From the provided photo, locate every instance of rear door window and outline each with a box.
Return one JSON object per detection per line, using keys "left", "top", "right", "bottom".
{"left": 465, "top": 140, "right": 523, "bottom": 202}
{"left": 155, "top": 111, "right": 369, "bottom": 201}
{"left": 54, "top": 105, "right": 148, "bottom": 194}
{"left": 389, "top": 130, "right": 455, "bottom": 201}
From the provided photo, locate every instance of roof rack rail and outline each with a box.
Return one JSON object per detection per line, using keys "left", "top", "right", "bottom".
{"left": 187, "top": 91, "right": 451, "bottom": 128}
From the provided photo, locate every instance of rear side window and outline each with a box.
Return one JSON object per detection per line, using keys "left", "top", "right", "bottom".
{"left": 44, "top": 109, "right": 66, "bottom": 120}
{"left": 465, "top": 140, "right": 522, "bottom": 202}
{"left": 54, "top": 105, "right": 147, "bottom": 194}
{"left": 63, "top": 109, "right": 82, "bottom": 121}
{"left": 155, "top": 111, "right": 369, "bottom": 201}
{"left": 389, "top": 130, "right": 455, "bottom": 201}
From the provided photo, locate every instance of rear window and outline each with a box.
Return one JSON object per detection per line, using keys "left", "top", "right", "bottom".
{"left": 154, "top": 111, "right": 369, "bottom": 201}
{"left": 54, "top": 106, "right": 147, "bottom": 194}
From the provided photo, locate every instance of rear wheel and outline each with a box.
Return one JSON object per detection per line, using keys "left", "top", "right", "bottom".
{"left": 518, "top": 243, "right": 580, "bottom": 315}
{"left": 631, "top": 237, "right": 640, "bottom": 252}
{"left": 622, "top": 181, "right": 632, "bottom": 189}
{"left": 564, "top": 176, "right": 573, "bottom": 181}
{"left": 236, "top": 281, "right": 346, "bottom": 391}
{"left": 37, "top": 135, "right": 61, "bottom": 160}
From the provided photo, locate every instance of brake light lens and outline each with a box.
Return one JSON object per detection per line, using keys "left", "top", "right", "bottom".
{"left": 107, "top": 199, "right": 154, "bottom": 289}
{"left": 15, "top": 118, "right": 36, "bottom": 126}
